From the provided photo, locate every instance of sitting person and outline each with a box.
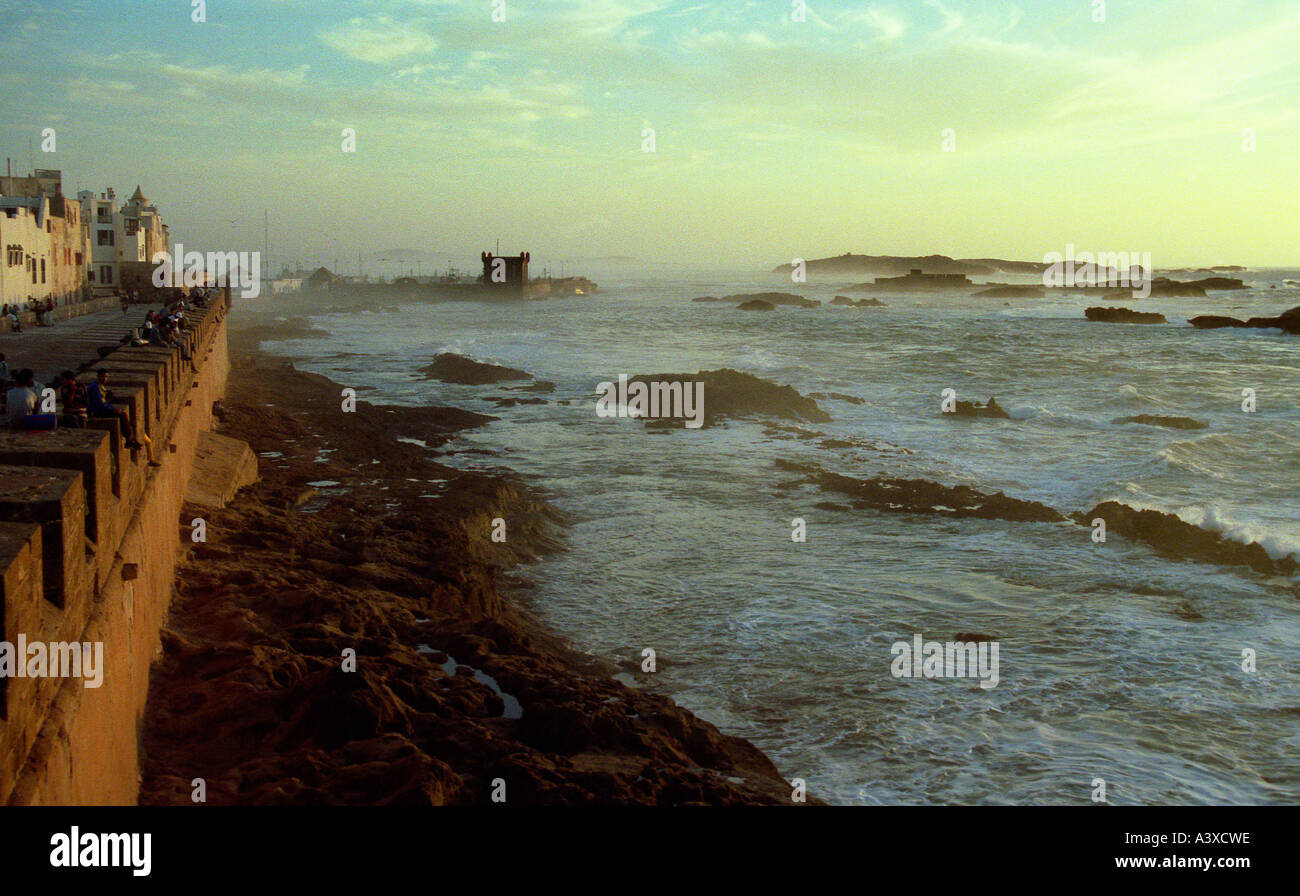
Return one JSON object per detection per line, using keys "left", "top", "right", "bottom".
{"left": 58, "top": 370, "right": 87, "bottom": 428}
{"left": 85, "top": 369, "right": 158, "bottom": 465}
{"left": 7, "top": 307, "right": 21, "bottom": 332}
{"left": 6, "top": 369, "right": 37, "bottom": 427}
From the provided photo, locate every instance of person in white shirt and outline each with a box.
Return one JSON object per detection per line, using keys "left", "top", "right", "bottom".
{"left": 6, "top": 369, "right": 37, "bottom": 427}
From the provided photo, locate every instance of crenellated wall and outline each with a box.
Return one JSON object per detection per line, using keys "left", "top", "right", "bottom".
{"left": 0, "top": 294, "right": 231, "bottom": 805}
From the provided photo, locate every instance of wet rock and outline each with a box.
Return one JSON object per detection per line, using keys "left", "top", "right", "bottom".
{"left": 1075, "top": 502, "right": 1297, "bottom": 575}
{"left": 725, "top": 293, "right": 820, "bottom": 308}
{"left": 808, "top": 468, "right": 1064, "bottom": 523}
{"left": 1084, "top": 307, "right": 1167, "bottom": 324}
{"left": 1112, "top": 415, "right": 1207, "bottom": 430}
{"left": 628, "top": 369, "right": 830, "bottom": 426}
{"left": 1188, "top": 315, "right": 1248, "bottom": 329}
{"left": 973, "top": 286, "right": 1044, "bottom": 298}
{"left": 737, "top": 299, "right": 776, "bottom": 311}
{"left": 420, "top": 353, "right": 532, "bottom": 385}
{"left": 949, "top": 397, "right": 1010, "bottom": 419}
{"left": 1188, "top": 306, "right": 1300, "bottom": 334}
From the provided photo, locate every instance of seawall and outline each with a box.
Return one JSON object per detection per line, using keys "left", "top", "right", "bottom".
{"left": 0, "top": 294, "right": 231, "bottom": 805}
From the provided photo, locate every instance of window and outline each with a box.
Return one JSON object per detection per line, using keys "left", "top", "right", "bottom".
{"left": 101, "top": 265, "right": 113, "bottom": 284}
{"left": 98, "top": 229, "right": 114, "bottom": 246}
{"left": 88, "top": 268, "right": 95, "bottom": 283}
{"left": 40, "top": 259, "right": 45, "bottom": 283}
{"left": 75, "top": 251, "right": 82, "bottom": 265}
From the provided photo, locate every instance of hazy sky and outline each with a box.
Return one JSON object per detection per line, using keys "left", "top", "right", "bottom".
{"left": 2, "top": 0, "right": 1297, "bottom": 272}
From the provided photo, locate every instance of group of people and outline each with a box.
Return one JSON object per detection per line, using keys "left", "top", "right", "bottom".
{"left": 0, "top": 350, "right": 159, "bottom": 466}
{"left": 0, "top": 298, "right": 58, "bottom": 332}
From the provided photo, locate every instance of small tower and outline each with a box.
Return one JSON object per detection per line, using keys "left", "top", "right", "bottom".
{"left": 481, "top": 251, "right": 530, "bottom": 292}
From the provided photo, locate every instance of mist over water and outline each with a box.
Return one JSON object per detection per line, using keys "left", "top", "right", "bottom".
{"left": 258, "top": 272, "right": 1300, "bottom": 804}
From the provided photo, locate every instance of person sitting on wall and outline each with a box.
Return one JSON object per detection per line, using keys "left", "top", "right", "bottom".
{"left": 5, "top": 369, "right": 37, "bottom": 427}
{"left": 86, "top": 369, "right": 158, "bottom": 465}
{"left": 6, "top": 306, "right": 21, "bottom": 333}
{"left": 58, "top": 370, "right": 87, "bottom": 428}
{"left": 143, "top": 317, "right": 164, "bottom": 346}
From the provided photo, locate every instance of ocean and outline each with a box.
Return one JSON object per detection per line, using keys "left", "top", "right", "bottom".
{"left": 254, "top": 268, "right": 1300, "bottom": 805}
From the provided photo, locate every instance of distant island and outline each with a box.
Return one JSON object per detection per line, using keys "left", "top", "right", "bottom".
{"left": 771, "top": 253, "right": 1252, "bottom": 279}
{"left": 772, "top": 254, "right": 1048, "bottom": 277}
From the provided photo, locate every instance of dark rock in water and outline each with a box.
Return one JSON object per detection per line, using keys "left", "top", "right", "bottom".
{"left": 949, "top": 397, "right": 1010, "bottom": 419}
{"left": 953, "top": 632, "right": 997, "bottom": 643}
{"left": 627, "top": 368, "right": 829, "bottom": 427}
{"left": 973, "top": 286, "right": 1044, "bottom": 298}
{"left": 1085, "top": 307, "right": 1167, "bottom": 324}
{"left": 1147, "top": 279, "right": 1207, "bottom": 297}
{"left": 725, "top": 292, "right": 820, "bottom": 308}
{"left": 809, "top": 391, "right": 866, "bottom": 405}
{"left": 809, "top": 469, "right": 1064, "bottom": 522}
{"left": 737, "top": 299, "right": 776, "bottom": 311}
{"left": 1190, "top": 277, "right": 1248, "bottom": 291}
{"left": 1188, "top": 315, "right": 1248, "bottom": 329}
{"left": 1112, "top": 414, "right": 1208, "bottom": 430}
{"left": 1077, "top": 502, "right": 1297, "bottom": 575}
{"left": 691, "top": 296, "right": 723, "bottom": 302}
{"left": 1187, "top": 306, "right": 1300, "bottom": 334}
{"left": 421, "top": 353, "right": 532, "bottom": 385}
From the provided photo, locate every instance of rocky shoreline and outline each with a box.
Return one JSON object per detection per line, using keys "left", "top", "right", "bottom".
{"left": 138, "top": 322, "right": 809, "bottom": 805}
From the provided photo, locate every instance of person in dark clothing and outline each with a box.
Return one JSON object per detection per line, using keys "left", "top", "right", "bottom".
{"left": 58, "top": 370, "right": 87, "bottom": 428}
{"left": 86, "top": 370, "right": 158, "bottom": 465}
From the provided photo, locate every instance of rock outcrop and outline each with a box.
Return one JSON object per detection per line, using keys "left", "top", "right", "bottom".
{"left": 420, "top": 353, "right": 533, "bottom": 384}
{"left": 724, "top": 293, "right": 821, "bottom": 308}
{"left": 628, "top": 369, "right": 829, "bottom": 427}
{"left": 948, "top": 397, "right": 1010, "bottom": 419}
{"left": 1188, "top": 306, "right": 1300, "bottom": 334}
{"left": 973, "top": 285, "right": 1044, "bottom": 298}
{"left": 1084, "top": 307, "right": 1167, "bottom": 324}
{"left": 1112, "top": 415, "right": 1208, "bottom": 430}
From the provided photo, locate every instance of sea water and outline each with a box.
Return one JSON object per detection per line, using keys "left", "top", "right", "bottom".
{"left": 257, "top": 268, "right": 1300, "bottom": 805}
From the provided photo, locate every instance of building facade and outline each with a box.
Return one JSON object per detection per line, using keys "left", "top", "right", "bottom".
{"left": 0, "top": 169, "right": 89, "bottom": 307}
{"left": 76, "top": 185, "right": 168, "bottom": 296}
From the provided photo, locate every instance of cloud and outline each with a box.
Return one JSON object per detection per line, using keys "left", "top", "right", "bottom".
{"left": 317, "top": 15, "right": 438, "bottom": 64}
{"left": 841, "top": 7, "right": 907, "bottom": 41}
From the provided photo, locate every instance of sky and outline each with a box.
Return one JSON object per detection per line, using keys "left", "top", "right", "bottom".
{"left": 1, "top": 0, "right": 1297, "bottom": 273}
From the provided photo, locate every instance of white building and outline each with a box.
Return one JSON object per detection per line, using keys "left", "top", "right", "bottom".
{"left": 77, "top": 185, "right": 168, "bottom": 296}
{"left": 0, "top": 170, "right": 89, "bottom": 307}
